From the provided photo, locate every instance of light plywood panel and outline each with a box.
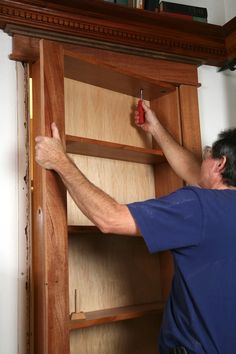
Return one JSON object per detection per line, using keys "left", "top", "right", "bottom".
{"left": 69, "top": 234, "right": 161, "bottom": 313}
{"left": 67, "top": 154, "right": 155, "bottom": 225}
{"left": 70, "top": 316, "right": 161, "bottom": 354}
{"left": 64, "top": 78, "right": 152, "bottom": 148}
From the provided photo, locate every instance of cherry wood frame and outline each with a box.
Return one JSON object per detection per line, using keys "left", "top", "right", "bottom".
{"left": 30, "top": 37, "right": 201, "bottom": 353}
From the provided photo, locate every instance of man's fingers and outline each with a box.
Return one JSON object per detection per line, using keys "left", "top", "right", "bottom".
{"left": 51, "top": 122, "right": 61, "bottom": 140}
{"left": 141, "top": 101, "right": 149, "bottom": 112}
{"left": 35, "top": 136, "right": 44, "bottom": 143}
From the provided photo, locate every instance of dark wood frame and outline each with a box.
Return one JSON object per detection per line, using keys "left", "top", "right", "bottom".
{"left": 0, "top": 0, "right": 236, "bottom": 66}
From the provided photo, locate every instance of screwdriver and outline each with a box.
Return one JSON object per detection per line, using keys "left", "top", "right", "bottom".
{"left": 138, "top": 88, "right": 145, "bottom": 124}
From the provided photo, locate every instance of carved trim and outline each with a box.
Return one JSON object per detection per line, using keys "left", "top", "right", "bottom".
{"left": 0, "top": 0, "right": 231, "bottom": 65}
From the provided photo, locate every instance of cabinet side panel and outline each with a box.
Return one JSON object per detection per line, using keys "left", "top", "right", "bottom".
{"left": 64, "top": 78, "right": 152, "bottom": 148}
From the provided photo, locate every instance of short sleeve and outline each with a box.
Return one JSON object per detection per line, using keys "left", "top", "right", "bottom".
{"left": 127, "top": 187, "right": 203, "bottom": 253}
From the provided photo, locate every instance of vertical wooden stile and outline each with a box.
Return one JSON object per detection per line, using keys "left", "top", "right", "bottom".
{"left": 178, "top": 84, "right": 202, "bottom": 159}
{"left": 31, "top": 39, "right": 69, "bottom": 354}
{"left": 150, "top": 89, "right": 183, "bottom": 301}
{"left": 150, "top": 76, "right": 202, "bottom": 302}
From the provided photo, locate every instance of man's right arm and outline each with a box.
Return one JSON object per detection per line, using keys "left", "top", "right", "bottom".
{"left": 135, "top": 102, "right": 201, "bottom": 186}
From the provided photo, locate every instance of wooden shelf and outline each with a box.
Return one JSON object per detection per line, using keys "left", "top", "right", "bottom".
{"left": 64, "top": 54, "right": 176, "bottom": 100}
{"left": 68, "top": 225, "right": 141, "bottom": 237}
{"left": 69, "top": 302, "right": 164, "bottom": 330}
{"left": 66, "top": 135, "right": 165, "bottom": 164}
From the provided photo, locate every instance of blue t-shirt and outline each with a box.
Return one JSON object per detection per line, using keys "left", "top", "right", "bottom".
{"left": 127, "top": 186, "right": 236, "bottom": 354}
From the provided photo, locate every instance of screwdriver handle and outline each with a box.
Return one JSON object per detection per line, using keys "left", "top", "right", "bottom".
{"left": 138, "top": 99, "right": 145, "bottom": 124}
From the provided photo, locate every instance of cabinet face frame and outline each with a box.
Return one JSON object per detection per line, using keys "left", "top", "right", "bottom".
{"left": 31, "top": 40, "right": 70, "bottom": 354}
{"left": 30, "top": 38, "right": 202, "bottom": 354}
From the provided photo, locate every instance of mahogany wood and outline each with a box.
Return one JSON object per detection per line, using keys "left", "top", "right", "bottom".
{"left": 66, "top": 135, "right": 165, "bottom": 165}
{"left": 178, "top": 85, "right": 202, "bottom": 160}
{"left": 31, "top": 39, "right": 69, "bottom": 354}
{"left": 150, "top": 89, "right": 184, "bottom": 301}
{"left": 2, "top": 0, "right": 235, "bottom": 66}
{"left": 69, "top": 302, "right": 164, "bottom": 330}
{"left": 65, "top": 55, "right": 175, "bottom": 101}
{"left": 151, "top": 89, "right": 184, "bottom": 197}
{"left": 64, "top": 46, "right": 199, "bottom": 87}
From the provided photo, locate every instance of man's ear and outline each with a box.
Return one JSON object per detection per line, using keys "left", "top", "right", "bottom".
{"left": 217, "top": 156, "right": 227, "bottom": 173}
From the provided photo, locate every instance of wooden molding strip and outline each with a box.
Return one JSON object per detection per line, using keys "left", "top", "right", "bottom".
{"left": 0, "top": 0, "right": 234, "bottom": 66}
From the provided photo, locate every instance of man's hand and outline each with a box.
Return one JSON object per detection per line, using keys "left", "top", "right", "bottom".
{"left": 35, "top": 122, "right": 67, "bottom": 171}
{"left": 134, "top": 101, "right": 159, "bottom": 135}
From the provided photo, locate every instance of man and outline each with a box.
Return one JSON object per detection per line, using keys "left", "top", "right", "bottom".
{"left": 35, "top": 102, "right": 236, "bottom": 354}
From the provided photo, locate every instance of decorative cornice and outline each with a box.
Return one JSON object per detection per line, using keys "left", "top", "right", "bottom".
{"left": 0, "top": 0, "right": 233, "bottom": 66}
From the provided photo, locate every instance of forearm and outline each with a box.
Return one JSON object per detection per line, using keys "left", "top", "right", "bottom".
{"left": 151, "top": 121, "right": 201, "bottom": 185}
{"left": 55, "top": 154, "right": 138, "bottom": 235}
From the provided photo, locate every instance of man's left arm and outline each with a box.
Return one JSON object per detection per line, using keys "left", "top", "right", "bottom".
{"left": 35, "top": 123, "right": 138, "bottom": 236}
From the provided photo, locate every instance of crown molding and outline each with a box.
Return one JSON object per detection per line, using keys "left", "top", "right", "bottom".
{"left": 0, "top": 0, "right": 234, "bottom": 66}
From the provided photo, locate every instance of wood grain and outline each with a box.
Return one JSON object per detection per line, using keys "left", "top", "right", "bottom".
{"left": 179, "top": 85, "right": 202, "bottom": 160}
{"left": 64, "top": 78, "right": 152, "bottom": 148}
{"left": 3, "top": 0, "right": 231, "bottom": 66}
{"left": 69, "top": 302, "right": 164, "bottom": 329}
{"left": 150, "top": 89, "right": 184, "bottom": 301}
{"left": 31, "top": 39, "right": 69, "bottom": 354}
{"left": 65, "top": 55, "right": 175, "bottom": 100}
{"left": 70, "top": 315, "right": 162, "bottom": 354}
{"left": 151, "top": 89, "right": 184, "bottom": 197}
{"left": 66, "top": 135, "right": 165, "bottom": 165}
{"left": 64, "top": 46, "right": 199, "bottom": 87}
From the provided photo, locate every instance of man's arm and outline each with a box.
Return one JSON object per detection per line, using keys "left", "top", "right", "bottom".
{"left": 135, "top": 102, "right": 201, "bottom": 186}
{"left": 35, "top": 123, "right": 138, "bottom": 236}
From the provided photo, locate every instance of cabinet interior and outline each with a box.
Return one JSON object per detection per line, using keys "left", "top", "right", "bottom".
{"left": 63, "top": 52, "right": 170, "bottom": 352}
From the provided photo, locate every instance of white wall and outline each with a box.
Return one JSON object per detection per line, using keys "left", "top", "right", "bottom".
{"left": 197, "top": 0, "right": 236, "bottom": 146}
{"left": 0, "top": 31, "right": 18, "bottom": 354}
{"left": 224, "top": 0, "right": 236, "bottom": 22}
{"left": 161, "top": 1, "right": 236, "bottom": 146}
{"left": 198, "top": 67, "right": 236, "bottom": 146}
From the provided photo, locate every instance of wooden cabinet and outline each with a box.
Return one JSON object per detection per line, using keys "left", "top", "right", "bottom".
{"left": 30, "top": 38, "right": 201, "bottom": 354}
{"left": 2, "top": 2, "right": 236, "bottom": 353}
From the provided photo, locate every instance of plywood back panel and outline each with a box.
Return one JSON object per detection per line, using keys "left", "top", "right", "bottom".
{"left": 67, "top": 154, "right": 155, "bottom": 225}
{"left": 70, "top": 316, "right": 162, "bottom": 354}
{"left": 64, "top": 78, "right": 152, "bottom": 148}
{"left": 69, "top": 234, "right": 161, "bottom": 313}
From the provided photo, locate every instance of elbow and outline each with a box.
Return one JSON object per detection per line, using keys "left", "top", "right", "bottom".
{"left": 95, "top": 204, "right": 125, "bottom": 234}
{"left": 98, "top": 223, "right": 112, "bottom": 234}
{"left": 95, "top": 216, "right": 118, "bottom": 234}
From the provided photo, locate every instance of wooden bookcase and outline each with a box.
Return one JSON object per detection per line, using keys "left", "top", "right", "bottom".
{"left": 30, "top": 39, "right": 201, "bottom": 354}
{"left": 4, "top": 0, "right": 235, "bottom": 353}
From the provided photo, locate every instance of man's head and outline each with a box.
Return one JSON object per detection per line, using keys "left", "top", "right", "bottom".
{"left": 211, "top": 128, "right": 236, "bottom": 187}
{"left": 199, "top": 128, "right": 236, "bottom": 189}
